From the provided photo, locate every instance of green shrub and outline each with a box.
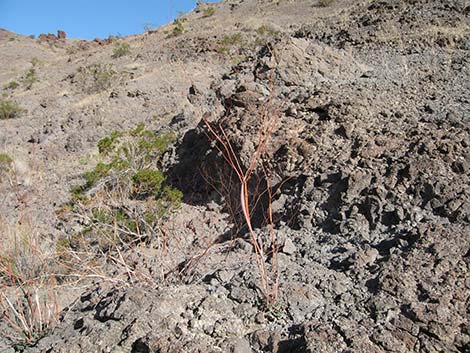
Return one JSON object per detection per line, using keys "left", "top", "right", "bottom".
{"left": 22, "top": 68, "right": 38, "bottom": 89}
{"left": 72, "top": 123, "right": 178, "bottom": 203}
{"left": 0, "top": 153, "right": 13, "bottom": 177}
{"left": 220, "top": 33, "right": 243, "bottom": 46}
{"left": 4, "top": 81, "right": 19, "bottom": 90}
{"left": 97, "top": 130, "right": 123, "bottom": 154}
{"left": 30, "top": 57, "right": 42, "bottom": 67}
{"left": 75, "top": 63, "right": 116, "bottom": 93}
{"left": 132, "top": 169, "right": 165, "bottom": 198}
{"left": 0, "top": 99, "right": 25, "bottom": 120}
{"left": 63, "top": 124, "right": 183, "bottom": 283}
{"left": 217, "top": 33, "right": 243, "bottom": 55}
{"left": 66, "top": 124, "right": 182, "bottom": 259}
{"left": 256, "top": 25, "right": 280, "bottom": 38}
{"left": 168, "top": 19, "right": 184, "bottom": 38}
{"left": 112, "top": 41, "right": 131, "bottom": 58}
{"left": 203, "top": 7, "right": 215, "bottom": 17}
{"left": 318, "top": 0, "right": 335, "bottom": 7}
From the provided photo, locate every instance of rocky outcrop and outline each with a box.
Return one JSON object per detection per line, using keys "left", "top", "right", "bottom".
{"left": 0, "top": 0, "right": 468, "bottom": 352}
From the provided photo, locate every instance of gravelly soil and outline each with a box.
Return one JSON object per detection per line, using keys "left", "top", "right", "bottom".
{"left": 0, "top": 0, "right": 469, "bottom": 352}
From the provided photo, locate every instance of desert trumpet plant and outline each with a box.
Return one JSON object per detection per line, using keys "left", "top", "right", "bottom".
{"left": 202, "top": 105, "right": 280, "bottom": 305}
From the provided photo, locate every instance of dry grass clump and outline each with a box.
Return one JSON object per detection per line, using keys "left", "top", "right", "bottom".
{"left": 0, "top": 99, "right": 25, "bottom": 120}
{"left": 0, "top": 218, "right": 60, "bottom": 347}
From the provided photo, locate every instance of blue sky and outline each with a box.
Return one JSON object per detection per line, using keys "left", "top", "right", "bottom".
{"left": 0, "top": 0, "right": 218, "bottom": 39}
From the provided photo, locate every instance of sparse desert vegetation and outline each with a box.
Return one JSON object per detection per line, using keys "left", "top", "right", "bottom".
{"left": 4, "top": 81, "right": 19, "bottom": 90}
{"left": 21, "top": 68, "right": 38, "bottom": 89}
{"left": 0, "top": 99, "right": 24, "bottom": 120}
{"left": 64, "top": 124, "right": 181, "bottom": 282}
{"left": 112, "top": 41, "right": 131, "bottom": 58}
{"left": 0, "top": 0, "right": 469, "bottom": 352}
{"left": 0, "top": 219, "right": 60, "bottom": 346}
{"left": 74, "top": 63, "right": 117, "bottom": 93}
{"left": 167, "top": 18, "right": 184, "bottom": 38}
{"left": 202, "top": 6, "right": 215, "bottom": 17}
{"left": 318, "top": 0, "right": 335, "bottom": 7}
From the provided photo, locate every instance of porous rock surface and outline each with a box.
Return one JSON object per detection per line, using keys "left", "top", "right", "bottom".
{"left": 0, "top": 0, "right": 469, "bottom": 352}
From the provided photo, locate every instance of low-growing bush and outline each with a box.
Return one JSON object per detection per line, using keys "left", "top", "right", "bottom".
{"left": 167, "top": 19, "right": 184, "bottom": 38}
{"left": 217, "top": 33, "right": 243, "bottom": 55}
{"left": 68, "top": 123, "right": 181, "bottom": 252}
{"left": 0, "top": 153, "right": 13, "bottom": 178}
{"left": 112, "top": 41, "right": 131, "bottom": 58}
{"left": 4, "top": 81, "right": 19, "bottom": 90}
{"left": 256, "top": 25, "right": 280, "bottom": 38}
{"left": 318, "top": 0, "right": 335, "bottom": 7}
{"left": 75, "top": 63, "right": 116, "bottom": 93}
{"left": 203, "top": 6, "right": 215, "bottom": 17}
{"left": 0, "top": 99, "right": 25, "bottom": 120}
{"left": 22, "top": 68, "right": 38, "bottom": 89}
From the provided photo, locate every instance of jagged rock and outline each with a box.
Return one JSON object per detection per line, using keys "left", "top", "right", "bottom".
{"left": 282, "top": 238, "right": 296, "bottom": 255}
{"left": 57, "top": 30, "right": 66, "bottom": 39}
{"left": 0, "top": 0, "right": 468, "bottom": 352}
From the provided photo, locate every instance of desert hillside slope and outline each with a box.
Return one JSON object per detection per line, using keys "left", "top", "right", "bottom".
{"left": 0, "top": 0, "right": 469, "bottom": 352}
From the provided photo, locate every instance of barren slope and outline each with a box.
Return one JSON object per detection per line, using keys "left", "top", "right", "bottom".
{"left": 0, "top": 0, "right": 469, "bottom": 352}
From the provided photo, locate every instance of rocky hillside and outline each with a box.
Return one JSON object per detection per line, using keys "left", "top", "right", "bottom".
{"left": 0, "top": 0, "right": 469, "bottom": 352}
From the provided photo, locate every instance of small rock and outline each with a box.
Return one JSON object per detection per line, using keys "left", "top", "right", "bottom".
{"left": 250, "top": 330, "right": 270, "bottom": 351}
{"left": 235, "top": 238, "right": 253, "bottom": 253}
{"left": 349, "top": 248, "right": 379, "bottom": 268}
{"left": 282, "top": 238, "right": 296, "bottom": 255}
{"left": 231, "top": 338, "right": 252, "bottom": 353}
{"left": 217, "top": 269, "right": 234, "bottom": 283}
{"left": 254, "top": 312, "right": 265, "bottom": 324}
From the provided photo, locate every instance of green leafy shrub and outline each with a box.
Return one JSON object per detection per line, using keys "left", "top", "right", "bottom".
{"left": 112, "top": 41, "right": 131, "bottom": 58}
{"left": 71, "top": 124, "right": 183, "bottom": 246}
{"left": 30, "top": 57, "right": 42, "bottom": 67}
{"left": 217, "top": 33, "right": 244, "bottom": 54}
{"left": 203, "top": 6, "right": 215, "bottom": 17}
{"left": 22, "top": 68, "right": 38, "bottom": 89}
{"left": 59, "top": 124, "right": 184, "bottom": 285}
{"left": 97, "top": 130, "right": 123, "bottom": 154}
{"left": 0, "top": 99, "right": 25, "bottom": 120}
{"left": 256, "top": 25, "right": 280, "bottom": 38}
{"left": 168, "top": 19, "right": 184, "bottom": 38}
{"left": 75, "top": 63, "right": 116, "bottom": 93}
{"left": 220, "top": 33, "right": 243, "bottom": 46}
{"left": 4, "top": 81, "right": 19, "bottom": 90}
{"left": 318, "top": 0, "right": 335, "bottom": 7}
{"left": 0, "top": 153, "right": 13, "bottom": 178}
{"left": 132, "top": 169, "right": 165, "bottom": 198}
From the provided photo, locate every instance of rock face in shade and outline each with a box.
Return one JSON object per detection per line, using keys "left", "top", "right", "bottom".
{"left": 57, "top": 30, "right": 66, "bottom": 40}
{"left": 0, "top": 0, "right": 468, "bottom": 352}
